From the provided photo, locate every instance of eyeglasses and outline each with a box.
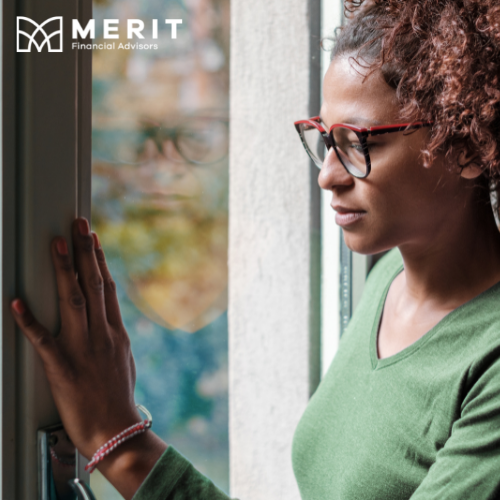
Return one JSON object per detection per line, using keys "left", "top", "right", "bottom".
{"left": 294, "top": 116, "right": 433, "bottom": 178}
{"left": 93, "top": 116, "right": 229, "bottom": 167}
{"left": 142, "top": 117, "right": 229, "bottom": 165}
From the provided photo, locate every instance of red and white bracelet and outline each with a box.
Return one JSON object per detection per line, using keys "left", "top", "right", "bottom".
{"left": 85, "top": 404, "right": 153, "bottom": 473}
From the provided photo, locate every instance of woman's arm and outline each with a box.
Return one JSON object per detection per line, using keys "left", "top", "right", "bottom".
{"left": 10, "top": 217, "right": 168, "bottom": 499}
{"left": 409, "top": 349, "right": 500, "bottom": 499}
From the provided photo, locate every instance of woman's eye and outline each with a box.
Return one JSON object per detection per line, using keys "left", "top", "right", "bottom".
{"left": 349, "top": 142, "right": 374, "bottom": 153}
{"left": 350, "top": 143, "right": 364, "bottom": 152}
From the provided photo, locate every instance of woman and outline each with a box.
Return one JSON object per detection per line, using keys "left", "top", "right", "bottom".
{"left": 11, "top": 0, "right": 500, "bottom": 498}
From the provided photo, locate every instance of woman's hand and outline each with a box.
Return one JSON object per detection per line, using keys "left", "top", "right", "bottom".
{"left": 10, "top": 218, "right": 167, "bottom": 499}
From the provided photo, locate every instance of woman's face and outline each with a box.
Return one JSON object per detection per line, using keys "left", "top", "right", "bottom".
{"left": 319, "top": 56, "right": 469, "bottom": 255}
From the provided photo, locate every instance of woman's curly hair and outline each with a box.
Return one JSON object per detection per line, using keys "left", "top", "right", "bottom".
{"left": 331, "top": 0, "right": 500, "bottom": 188}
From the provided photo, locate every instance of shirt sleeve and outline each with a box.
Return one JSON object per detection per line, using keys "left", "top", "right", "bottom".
{"left": 410, "top": 350, "right": 500, "bottom": 499}
{"left": 132, "top": 446, "right": 237, "bottom": 500}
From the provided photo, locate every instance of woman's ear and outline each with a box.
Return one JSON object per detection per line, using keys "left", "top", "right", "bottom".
{"left": 457, "top": 149, "right": 483, "bottom": 179}
{"left": 460, "top": 165, "right": 483, "bottom": 179}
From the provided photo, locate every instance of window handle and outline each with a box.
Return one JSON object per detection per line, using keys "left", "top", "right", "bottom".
{"left": 69, "top": 478, "right": 98, "bottom": 500}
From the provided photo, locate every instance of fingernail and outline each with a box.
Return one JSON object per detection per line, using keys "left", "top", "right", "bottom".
{"left": 92, "top": 232, "right": 101, "bottom": 249}
{"left": 78, "top": 219, "right": 90, "bottom": 236}
{"left": 12, "top": 299, "right": 25, "bottom": 315}
{"left": 56, "top": 239, "right": 68, "bottom": 255}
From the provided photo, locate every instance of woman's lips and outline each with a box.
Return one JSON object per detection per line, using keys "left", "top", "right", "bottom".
{"left": 332, "top": 206, "right": 367, "bottom": 227}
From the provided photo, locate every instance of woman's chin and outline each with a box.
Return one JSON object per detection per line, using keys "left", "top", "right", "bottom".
{"left": 342, "top": 231, "right": 393, "bottom": 256}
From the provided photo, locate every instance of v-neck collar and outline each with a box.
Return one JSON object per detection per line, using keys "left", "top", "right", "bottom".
{"left": 369, "top": 264, "right": 500, "bottom": 371}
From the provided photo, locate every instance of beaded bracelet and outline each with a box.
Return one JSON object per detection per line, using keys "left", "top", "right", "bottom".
{"left": 85, "top": 404, "right": 153, "bottom": 473}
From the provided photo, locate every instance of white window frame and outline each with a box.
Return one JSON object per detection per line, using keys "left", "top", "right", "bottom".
{"left": 320, "top": 0, "right": 344, "bottom": 376}
{"left": 1, "top": 0, "right": 92, "bottom": 496}
{"left": 320, "top": 0, "right": 370, "bottom": 375}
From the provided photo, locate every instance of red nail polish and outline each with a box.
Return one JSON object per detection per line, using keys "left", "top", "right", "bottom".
{"left": 12, "top": 299, "right": 25, "bottom": 315}
{"left": 79, "top": 219, "right": 90, "bottom": 236}
{"left": 56, "top": 239, "right": 68, "bottom": 255}
{"left": 92, "top": 232, "right": 101, "bottom": 249}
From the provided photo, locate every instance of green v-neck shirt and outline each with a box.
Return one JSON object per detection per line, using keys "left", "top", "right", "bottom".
{"left": 134, "top": 248, "right": 500, "bottom": 499}
{"left": 292, "top": 248, "right": 500, "bottom": 499}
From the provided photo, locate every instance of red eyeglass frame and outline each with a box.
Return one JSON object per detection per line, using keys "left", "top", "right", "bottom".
{"left": 294, "top": 116, "right": 433, "bottom": 178}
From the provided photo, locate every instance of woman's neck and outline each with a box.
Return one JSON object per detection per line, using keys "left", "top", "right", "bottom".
{"left": 397, "top": 199, "right": 500, "bottom": 310}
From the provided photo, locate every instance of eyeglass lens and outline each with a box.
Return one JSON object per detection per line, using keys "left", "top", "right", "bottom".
{"left": 331, "top": 127, "right": 368, "bottom": 177}
{"left": 175, "top": 119, "right": 228, "bottom": 164}
{"left": 299, "top": 124, "right": 327, "bottom": 168}
{"left": 299, "top": 124, "right": 368, "bottom": 177}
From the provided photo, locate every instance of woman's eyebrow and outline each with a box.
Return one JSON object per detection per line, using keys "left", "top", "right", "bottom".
{"left": 320, "top": 115, "right": 384, "bottom": 127}
{"left": 346, "top": 116, "right": 384, "bottom": 126}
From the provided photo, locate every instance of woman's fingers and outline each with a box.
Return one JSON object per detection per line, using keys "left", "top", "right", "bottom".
{"left": 71, "top": 218, "right": 108, "bottom": 330}
{"left": 11, "top": 299, "right": 62, "bottom": 371}
{"left": 92, "top": 232, "right": 124, "bottom": 328}
{"left": 50, "top": 237, "right": 88, "bottom": 335}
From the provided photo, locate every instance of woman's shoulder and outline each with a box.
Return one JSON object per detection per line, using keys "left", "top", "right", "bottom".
{"left": 451, "top": 277, "right": 500, "bottom": 355}
{"left": 363, "top": 248, "right": 403, "bottom": 293}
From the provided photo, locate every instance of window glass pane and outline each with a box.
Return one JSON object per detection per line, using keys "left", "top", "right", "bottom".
{"left": 90, "top": 0, "right": 230, "bottom": 496}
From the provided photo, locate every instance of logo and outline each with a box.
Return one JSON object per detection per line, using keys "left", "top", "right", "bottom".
{"left": 16, "top": 17, "right": 183, "bottom": 53}
{"left": 17, "top": 17, "right": 63, "bottom": 52}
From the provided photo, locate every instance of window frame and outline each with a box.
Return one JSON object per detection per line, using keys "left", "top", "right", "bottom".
{"left": 1, "top": 0, "right": 92, "bottom": 496}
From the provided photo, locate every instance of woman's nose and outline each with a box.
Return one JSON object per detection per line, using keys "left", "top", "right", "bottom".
{"left": 317, "top": 147, "right": 354, "bottom": 191}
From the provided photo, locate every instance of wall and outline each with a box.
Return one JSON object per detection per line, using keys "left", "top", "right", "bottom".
{"left": 229, "top": 0, "right": 321, "bottom": 498}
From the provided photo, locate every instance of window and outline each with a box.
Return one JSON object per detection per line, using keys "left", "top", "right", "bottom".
{"left": 1, "top": 0, "right": 351, "bottom": 498}
{"left": 90, "top": 0, "right": 230, "bottom": 496}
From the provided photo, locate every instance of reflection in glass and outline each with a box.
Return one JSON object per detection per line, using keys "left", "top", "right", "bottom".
{"left": 91, "top": 0, "right": 230, "bottom": 497}
{"left": 92, "top": 114, "right": 229, "bottom": 332}
{"left": 94, "top": 117, "right": 229, "bottom": 167}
